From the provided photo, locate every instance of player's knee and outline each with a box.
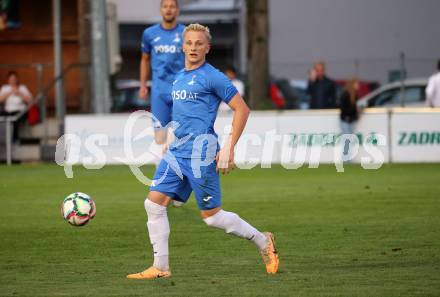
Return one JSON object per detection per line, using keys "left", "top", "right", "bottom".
{"left": 144, "top": 198, "right": 154, "bottom": 214}
{"left": 154, "top": 131, "right": 167, "bottom": 145}
{"left": 144, "top": 198, "right": 167, "bottom": 217}
{"left": 203, "top": 210, "right": 239, "bottom": 234}
{"left": 154, "top": 135, "right": 166, "bottom": 145}
{"left": 203, "top": 215, "right": 217, "bottom": 228}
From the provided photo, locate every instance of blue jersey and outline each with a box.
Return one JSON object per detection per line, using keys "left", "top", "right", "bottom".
{"left": 141, "top": 24, "right": 185, "bottom": 90}
{"left": 169, "top": 63, "right": 238, "bottom": 159}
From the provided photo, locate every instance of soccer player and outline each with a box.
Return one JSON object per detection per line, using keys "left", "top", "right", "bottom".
{"left": 127, "top": 23, "right": 279, "bottom": 279}
{"left": 140, "top": 0, "right": 184, "bottom": 145}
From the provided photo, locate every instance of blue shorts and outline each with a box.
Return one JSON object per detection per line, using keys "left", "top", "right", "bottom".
{"left": 150, "top": 155, "right": 221, "bottom": 210}
{"left": 151, "top": 89, "right": 172, "bottom": 129}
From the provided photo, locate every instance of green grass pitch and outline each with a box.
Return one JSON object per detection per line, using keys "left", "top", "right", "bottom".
{"left": 0, "top": 164, "right": 439, "bottom": 297}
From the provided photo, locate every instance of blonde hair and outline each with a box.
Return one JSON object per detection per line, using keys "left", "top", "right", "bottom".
{"left": 183, "top": 23, "right": 212, "bottom": 41}
{"left": 344, "top": 78, "right": 360, "bottom": 104}
{"left": 160, "top": 0, "right": 179, "bottom": 8}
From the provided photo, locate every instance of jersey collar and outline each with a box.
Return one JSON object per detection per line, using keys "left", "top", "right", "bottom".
{"left": 184, "top": 62, "right": 207, "bottom": 73}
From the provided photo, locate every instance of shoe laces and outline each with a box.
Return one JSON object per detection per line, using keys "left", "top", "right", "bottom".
{"left": 261, "top": 243, "right": 274, "bottom": 264}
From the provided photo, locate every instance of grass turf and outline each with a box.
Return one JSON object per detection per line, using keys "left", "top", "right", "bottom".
{"left": 0, "top": 163, "right": 439, "bottom": 297}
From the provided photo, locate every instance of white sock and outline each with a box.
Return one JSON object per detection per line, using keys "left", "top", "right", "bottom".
{"left": 204, "top": 210, "right": 267, "bottom": 250}
{"left": 144, "top": 199, "right": 170, "bottom": 271}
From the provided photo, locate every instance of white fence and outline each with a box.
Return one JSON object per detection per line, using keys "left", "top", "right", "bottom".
{"left": 64, "top": 108, "right": 440, "bottom": 166}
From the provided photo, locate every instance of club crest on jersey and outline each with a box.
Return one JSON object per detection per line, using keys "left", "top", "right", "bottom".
{"left": 188, "top": 75, "right": 196, "bottom": 85}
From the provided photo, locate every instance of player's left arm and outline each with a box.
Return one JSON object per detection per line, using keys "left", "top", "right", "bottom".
{"left": 216, "top": 93, "right": 250, "bottom": 174}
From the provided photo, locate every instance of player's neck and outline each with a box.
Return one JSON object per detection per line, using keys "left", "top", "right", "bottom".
{"left": 161, "top": 20, "right": 177, "bottom": 30}
{"left": 185, "top": 60, "right": 206, "bottom": 71}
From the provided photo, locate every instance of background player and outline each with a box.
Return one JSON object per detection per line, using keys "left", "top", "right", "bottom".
{"left": 139, "top": 0, "right": 184, "bottom": 145}
{"left": 127, "top": 23, "right": 279, "bottom": 280}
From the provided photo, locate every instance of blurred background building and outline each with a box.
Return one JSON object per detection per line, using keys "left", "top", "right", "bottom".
{"left": 0, "top": 0, "right": 87, "bottom": 113}
{"left": 114, "top": 0, "right": 244, "bottom": 79}
{"left": 115, "top": 0, "right": 440, "bottom": 83}
{"left": 1, "top": 0, "right": 439, "bottom": 114}
{"left": 0, "top": 0, "right": 439, "bottom": 164}
{"left": 269, "top": 0, "right": 440, "bottom": 83}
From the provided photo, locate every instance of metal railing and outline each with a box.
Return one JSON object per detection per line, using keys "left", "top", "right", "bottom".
{"left": 1, "top": 62, "right": 90, "bottom": 165}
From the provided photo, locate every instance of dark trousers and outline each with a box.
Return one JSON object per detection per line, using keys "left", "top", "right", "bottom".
{"left": 0, "top": 111, "right": 26, "bottom": 142}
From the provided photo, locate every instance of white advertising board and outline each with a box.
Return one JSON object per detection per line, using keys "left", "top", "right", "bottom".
{"left": 64, "top": 113, "right": 162, "bottom": 165}
{"left": 276, "top": 109, "right": 389, "bottom": 165}
{"left": 64, "top": 108, "right": 440, "bottom": 166}
{"left": 391, "top": 108, "right": 440, "bottom": 162}
{"left": 215, "top": 111, "right": 279, "bottom": 167}
{"left": 216, "top": 110, "right": 389, "bottom": 166}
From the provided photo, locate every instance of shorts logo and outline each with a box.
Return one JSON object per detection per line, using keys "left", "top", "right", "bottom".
{"left": 203, "top": 196, "right": 213, "bottom": 202}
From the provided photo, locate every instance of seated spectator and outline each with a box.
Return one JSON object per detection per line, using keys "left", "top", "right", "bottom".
{"left": 0, "top": 71, "right": 32, "bottom": 142}
{"left": 0, "top": 71, "right": 32, "bottom": 115}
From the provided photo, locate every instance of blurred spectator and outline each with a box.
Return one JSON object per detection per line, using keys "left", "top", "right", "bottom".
{"left": 307, "top": 61, "right": 337, "bottom": 109}
{"left": 225, "top": 65, "right": 244, "bottom": 96}
{"left": 0, "top": 71, "right": 32, "bottom": 114}
{"left": 426, "top": 59, "right": 440, "bottom": 107}
{"left": 339, "top": 78, "right": 360, "bottom": 158}
{"left": 219, "top": 65, "right": 244, "bottom": 112}
{"left": 269, "top": 82, "right": 286, "bottom": 109}
{"left": 0, "top": 71, "right": 32, "bottom": 141}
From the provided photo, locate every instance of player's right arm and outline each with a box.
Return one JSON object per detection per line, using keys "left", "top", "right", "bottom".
{"left": 140, "top": 27, "right": 152, "bottom": 100}
{"left": 139, "top": 53, "right": 151, "bottom": 100}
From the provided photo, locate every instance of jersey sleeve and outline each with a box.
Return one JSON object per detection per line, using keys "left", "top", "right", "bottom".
{"left": 209, "top": 70, "right": 238, "bottom": 104}
{"left": 141, "top": 29, "right": 151, "bottom": 54}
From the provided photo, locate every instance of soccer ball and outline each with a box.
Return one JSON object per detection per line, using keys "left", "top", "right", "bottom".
{"left": 61, "top": 192, "right": 96, "bottom": 226}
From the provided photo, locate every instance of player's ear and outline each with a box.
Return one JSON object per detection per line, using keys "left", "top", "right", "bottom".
{"left": 206, "top": 43, "right": 211, "bottom": 54}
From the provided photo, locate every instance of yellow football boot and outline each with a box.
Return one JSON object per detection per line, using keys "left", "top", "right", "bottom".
{"left": 260, "top": 232, "right": 279, "bottom": 274}
{"left": 126, "top": 266, "right": 171, "bottom": 279}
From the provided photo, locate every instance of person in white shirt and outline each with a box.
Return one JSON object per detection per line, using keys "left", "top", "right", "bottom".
{"left": 219, "top": 65, "right": 245, "bottom": 112}
{"left": 0, "top": 71, "right": 32, "bottom": 114}
{"left": 426, "top": 60, "right": 440, "bottom": 108}
{"left": 225, "top": 66, "right": 245, "bottom": 96}
{"left": 0, "top": 71, "right": 33, "bottom": 142}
